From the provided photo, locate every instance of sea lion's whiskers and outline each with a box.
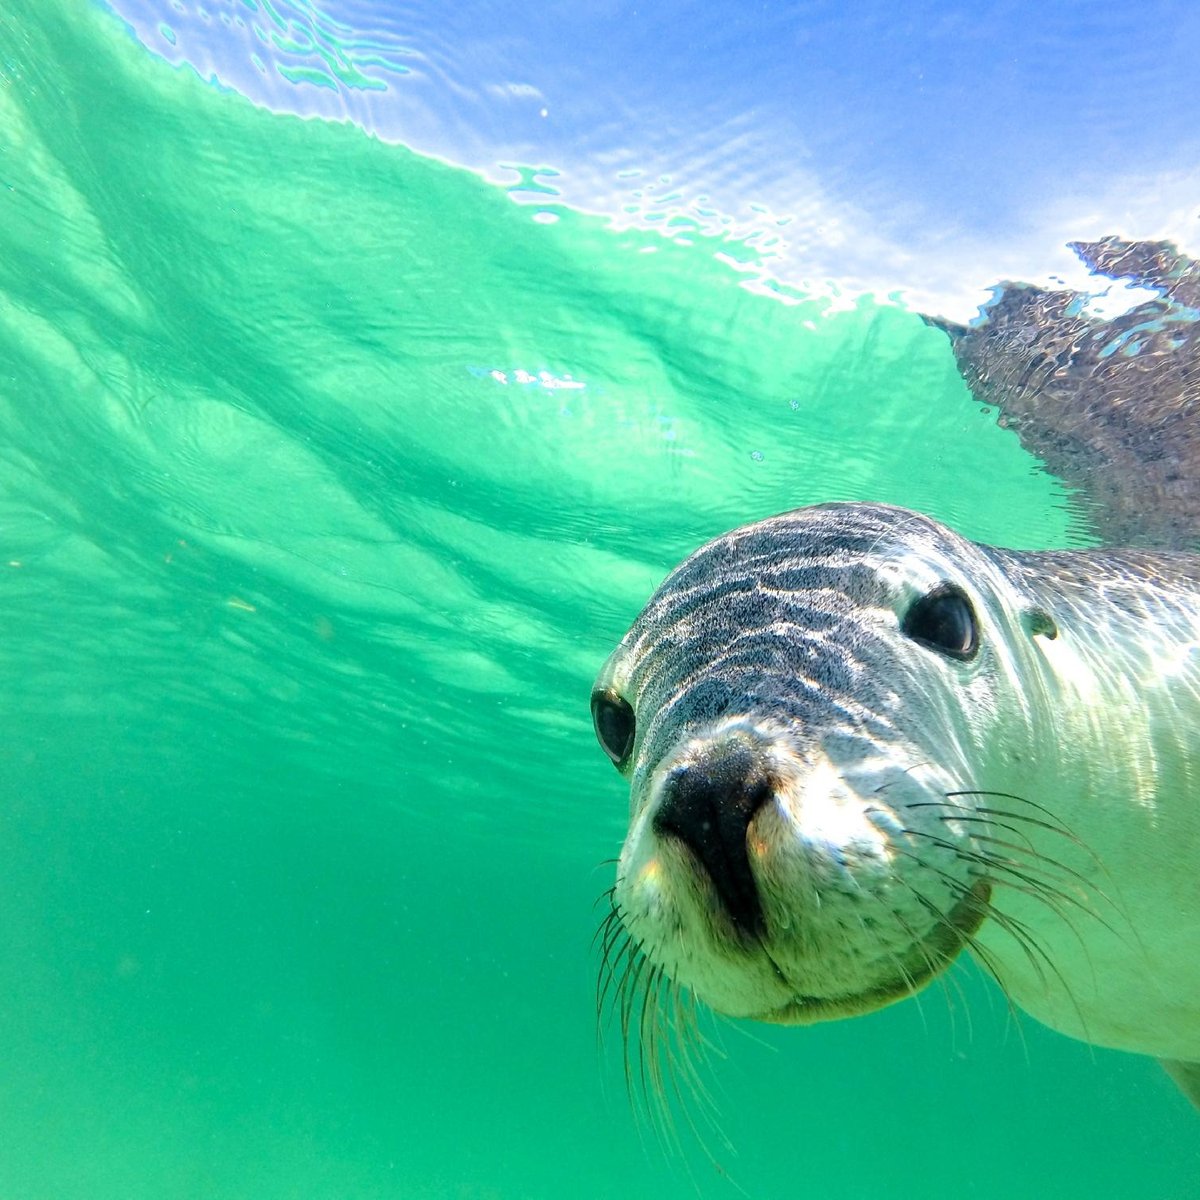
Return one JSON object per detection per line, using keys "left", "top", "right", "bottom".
{"left": 970, "top": 805, "right": 1127, "bottom": 904}
{"left": 902, "top": 826, "right": 1105, "bottom": 936}
{"left": 979, "top": 904, "right": 1095, "bottom": 1046}
{"left": 593, "top": 904, "right": 675, "bottom": 1135}
{"left": 967, "top": 837, "right": 1120, "bottom": 934}
{"left": 899, "top": 826, "right": 1109, "bottom": 1004}
{"left": 912, "top": 807, "right": 1136, "bottom": 966}
{"left": 593, "top": 898, "right": 631, "bottom": 983}
{"left": 966, "top": 802, "right": 1154, "bottom": 969}
{"left": 659, "top": 987, "right": 727, "bottom": 1157}
{"left": 627, "top": 961, "right": 726, "bottom": 1169}
{"left": 621, "top": 938, "right": 656, "bottom": 1063}
{"left": 887, "top": 845, "right": 1088, "bottom": 1044}
{"left": 875, "top": 902, "right": 953, "bottom": 1038}
{"left": 954, "top": 929, "right": 1033, "bottom": 1060}
{"left": 910, "top": 792, "right": 1106, "bottom": 884}
{"left": 592, "top": 499, "right": 1200, "bottom": 1115}
{"left": 590, "top": 881, "right": 619, "bottom": 915}
{"left": 594, "top": 901, "right": 652, "bottom": 1076}
{"left": 601, "top": 930, "right": 668, "bottom": 1139}
{"left": 904, "top": 851, "right": 1093, "bottom": 1044}
{"left": 636, "top": 963, "right": 665, "bottom": 1116}
{"left": 594, "top": 908, "right": 637, "bottom": 1043}
{"left": 905, "top": 799, "right": 1113, "bottom": 910}
{"left": 943, "top": 790, "right": 1098, "bottom": 859}
{"left": 892, "top": 872, "right": 1030, "bottom": 1044}
{"left": 884, "top": 893, "right": 977, "bottom": 1047}
{"left": 595, "top": 903, "right": 748, "bottom": 1175}
{"left": 892, "top": 827, "right": 1056, "bottom": 1048}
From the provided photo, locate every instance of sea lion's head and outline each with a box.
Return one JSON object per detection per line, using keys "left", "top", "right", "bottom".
{"left": 593, "top": 502, "right": 1059, "bottom": 1026}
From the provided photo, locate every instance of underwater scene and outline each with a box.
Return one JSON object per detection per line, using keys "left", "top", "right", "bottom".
{"left": 0, "top": 0, "right": 1197, "bottom": 1196}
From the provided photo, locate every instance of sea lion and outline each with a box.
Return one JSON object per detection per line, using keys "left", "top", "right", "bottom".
{"left": 592, "top": 501, "right": 1200, "bottom": 1106}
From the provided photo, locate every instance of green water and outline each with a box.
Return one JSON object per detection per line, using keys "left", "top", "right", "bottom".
{"left": 0, "top": 2, "right": 1194, "bottom": 1196}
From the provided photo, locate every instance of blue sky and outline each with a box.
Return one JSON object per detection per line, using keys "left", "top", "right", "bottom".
{"left": 107, "top": 0, "right": 1200, "bottom": 317}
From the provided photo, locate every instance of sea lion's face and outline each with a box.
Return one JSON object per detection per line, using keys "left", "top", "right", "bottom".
{"left": 593, "top": 503, "right": 1048, "bottom": 1024}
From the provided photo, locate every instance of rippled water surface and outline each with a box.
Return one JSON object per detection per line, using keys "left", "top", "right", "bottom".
{"left": 110, "top": 0, "right": 1200, "bottom": 315}
{"left": 0, "top": 1, "right": 1196, "bottom": 1196}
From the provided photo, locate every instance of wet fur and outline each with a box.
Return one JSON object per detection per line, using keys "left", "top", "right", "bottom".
{"left": 594, "top": 502, "right": 1200, "bottom": 1112}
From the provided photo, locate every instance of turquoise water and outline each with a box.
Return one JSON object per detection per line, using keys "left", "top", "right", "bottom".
{"left": 0, "top": 2, "right": 1195, "bottom": 1196}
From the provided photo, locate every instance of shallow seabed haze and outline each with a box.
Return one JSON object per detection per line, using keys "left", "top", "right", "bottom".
{"left": 0, "top": 2, "right": 1195, "bottom": 1197}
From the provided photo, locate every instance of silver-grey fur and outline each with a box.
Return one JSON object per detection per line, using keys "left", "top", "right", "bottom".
{"left": 594, "top": 501, "right": 1200, "bottom": 1109}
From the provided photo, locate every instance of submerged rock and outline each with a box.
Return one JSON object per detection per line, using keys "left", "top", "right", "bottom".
{"left": 927, "top": 237, "right": 1200, "bottom": 550}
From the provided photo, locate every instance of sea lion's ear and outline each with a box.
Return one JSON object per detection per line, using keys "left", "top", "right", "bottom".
{"left": 1160, "top": 1059, "right": 1200, "bottom": 1110}
{"left": 1022, "top": 607, "right": 1058, "bottom": 640}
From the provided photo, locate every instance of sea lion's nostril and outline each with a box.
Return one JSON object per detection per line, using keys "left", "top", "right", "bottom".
{"left": 653, "top": 746, "right": 772, "bottom": 937}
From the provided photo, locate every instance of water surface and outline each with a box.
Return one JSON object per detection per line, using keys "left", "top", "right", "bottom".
{"left": 0, "top": 2, "right": 1195, "bottom": 1196}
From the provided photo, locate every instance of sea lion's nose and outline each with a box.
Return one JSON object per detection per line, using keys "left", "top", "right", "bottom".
{"left": 653, "top": 744, "right": 772, "bottom": 938}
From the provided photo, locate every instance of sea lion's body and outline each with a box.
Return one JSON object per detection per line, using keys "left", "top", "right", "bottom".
{"left": 592, "top": 502, "right": 1200, "bottom": 1102}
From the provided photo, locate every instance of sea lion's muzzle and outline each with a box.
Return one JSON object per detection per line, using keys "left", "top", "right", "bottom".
{"left": 652, "top": 742, "right": 774, "bottom": 939}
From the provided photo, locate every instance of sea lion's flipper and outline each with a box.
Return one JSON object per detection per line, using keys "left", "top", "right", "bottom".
{"left": 1160, "top": 1058, "right": 1200, "bottom": 1109}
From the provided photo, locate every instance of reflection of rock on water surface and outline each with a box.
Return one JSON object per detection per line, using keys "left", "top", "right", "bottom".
{"left": 927, "top": 238, "right": 1200, "bottom": 551}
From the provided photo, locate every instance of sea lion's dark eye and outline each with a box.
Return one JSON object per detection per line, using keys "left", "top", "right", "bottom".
{"left": 591, "top": 688, "right": 636, "bottom": 769}
{"left": 902, "top": 583, "right": 979, "bottom": 660}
